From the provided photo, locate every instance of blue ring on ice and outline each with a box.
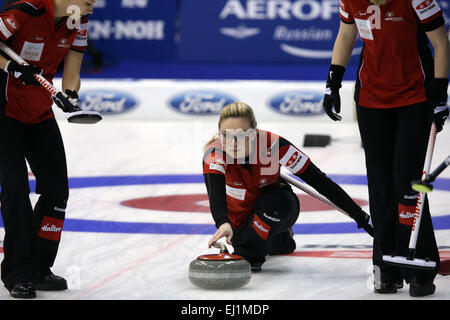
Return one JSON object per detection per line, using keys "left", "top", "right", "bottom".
{"left": 1, "top": 174, "right": 449, "bottom": 234}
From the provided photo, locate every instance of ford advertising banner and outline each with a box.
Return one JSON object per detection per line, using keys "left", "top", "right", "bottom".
{"left": 179, "top": 0, "right": 365, "bottom": 63}
{"left": 89, "top": 0, "right": 177, "bottom": 62}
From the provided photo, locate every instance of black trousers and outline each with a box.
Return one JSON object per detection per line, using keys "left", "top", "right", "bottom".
{"left": 0, "top": 115, "right": 69, "bottom": 288}
{"left": 231, "top": 183, "right": 300, "bottom": 264}
{"left": 356, "top": 103, "right": 440, "bottom": 283}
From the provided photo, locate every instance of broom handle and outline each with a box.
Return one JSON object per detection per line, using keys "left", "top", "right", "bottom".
{"left": 408, "top": 123, "right": 437, "bottom": 257}
{"left": 0, "top": 42, "right": 60, "bottom": 96}
{"left": 280, "top": 171, "right": 350, "bottom": 218}
{"left": 426, "top": 155, "right": 450, "bottom": 183}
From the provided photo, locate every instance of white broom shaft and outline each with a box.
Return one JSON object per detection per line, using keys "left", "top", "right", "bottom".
{"left": 280, "top": 171, "right": 350, "bottom": 217}
{"left": 0, "top": 42, "right": 59, "bottom": 96}
{"left": 422, "top": 123, "right": 437, "bottom": 180}
{"left": 408, "top": 123, "right": 437, "bottom": 250}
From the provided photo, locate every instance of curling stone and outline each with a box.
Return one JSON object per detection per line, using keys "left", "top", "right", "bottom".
{"left": 189, "top": 242, "right": 251, "bottom": 290}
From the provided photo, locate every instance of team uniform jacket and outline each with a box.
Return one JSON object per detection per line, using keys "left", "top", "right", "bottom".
{"left": 339, "top": 0, "right": 445, "bottom": 108}
{"left": 203, "top": 129, "right": 365, "bottom": 229}
{"left": 0, "top": 0, "right": 88, "bottom": 123}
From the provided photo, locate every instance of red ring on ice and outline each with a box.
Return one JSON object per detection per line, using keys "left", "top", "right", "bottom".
{"left": 120, "top": 194, "right": 368, "bottom": 213}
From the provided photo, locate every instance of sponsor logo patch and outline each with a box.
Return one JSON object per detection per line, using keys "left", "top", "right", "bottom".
{"left": 354, "top": 18, "right": 374, "bottom": 40}
{"left": 73, "top": 23, "right": 89, "bottom": 47}
{"left": 209, "top": 163, "right": 226, "bottom": 174}
{"left": 398, "top": 204, "right": 417, "bottom": 226}
{"left": 20, "top": 41, "right": 44, "bottom": 62}
{"left": 225, "top": 185, "right": 246, "bottom": 201}
{"left": 279, "top": 145, "right": 308, "bottom": 174}
{"left": 412, "top": 0, "right": 440, "bottom": 21}
{"left": 39, "top": 216, "right": 64, "bottom": 241}
{"left": 252, "top": 214, "right": 271, "bottom": 240}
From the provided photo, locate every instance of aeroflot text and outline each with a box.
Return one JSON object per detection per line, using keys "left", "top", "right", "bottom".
{"left": 220, "top": 0, "right": 339, "bottom": 20}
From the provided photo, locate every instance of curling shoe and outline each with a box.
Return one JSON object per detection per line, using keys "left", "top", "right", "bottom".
{"left": 8, "top": 282, "right": 36, "bottom": 299}
{"left": 250, "top": 261, "right": 263, "bottom": 273}
{"left": 374, "top": 280, "right": 398, "bottom": 294}
{"left": 374, "top": 279, "right": 403, "bottom": 294}
{"left": 268, "top": 229, "right": 296, "bottom": 256}
{"left": 409, "top": 278, "right": 435, "bottom": 297}
{"left": 35, "top": 272, "right": 68, "bottom": 291}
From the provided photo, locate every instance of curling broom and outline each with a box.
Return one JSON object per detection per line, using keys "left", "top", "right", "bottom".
{"left": 0, "top": 42, "right": 102, "bottom": 124}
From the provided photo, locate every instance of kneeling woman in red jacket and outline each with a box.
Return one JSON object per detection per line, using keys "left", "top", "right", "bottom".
{"left": 203, "top": 102, "right": 372, "bottom": 271}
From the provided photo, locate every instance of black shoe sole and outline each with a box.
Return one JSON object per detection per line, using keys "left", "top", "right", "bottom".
{"left": 7, "top": 282, "right": 37, "bottom": 299}
{"left": 10, "top": 291, "right": 36, "bottom": 299}
{"left": 374, "top": 288, "right": 397, "bottom": 294}
{"left": 374, "top": 282, "right": 401, "bottom": 294}
{"left": 35, "top": 283, "right": 68, "bottom": 291}
{"left": 409, "top": 284, "right": 436, "bottom": 297}
{"left": 9, "top": 286, "right": 37, "bottom": 299}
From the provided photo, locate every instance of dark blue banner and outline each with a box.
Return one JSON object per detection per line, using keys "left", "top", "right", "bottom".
{"left": 88, "top": 0, "right": 177, "bottom": 62}
{"left": 179, "top": 0, "right": 364, "bottom": 63}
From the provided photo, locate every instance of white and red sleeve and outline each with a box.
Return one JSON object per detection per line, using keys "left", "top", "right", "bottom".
{"left": 339, "top": 0, "right": 354, "bottom": 24}
{"left": 0, "top": 10, "right": 26, "bottom": 41}
{"left": 203, "top": 149, "right": 227, "bottom": 176}
{"left": 411, "top": 0, "right": 443, "bottom": 24}
{"left": 278, "top": 138, "right": 310, "bottom": 175}
{"left": 71, "top": 16, "right": 89, "bottom": 52}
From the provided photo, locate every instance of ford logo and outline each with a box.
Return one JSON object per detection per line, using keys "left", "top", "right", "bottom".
{"left": 78, "top": 90, "right": 138, "bottom": 115}
{"left": 268, "top": 91, "right": 325, "bottom": 116}
{"left": 169, "top": 90, "right": 236, "bottom": 115}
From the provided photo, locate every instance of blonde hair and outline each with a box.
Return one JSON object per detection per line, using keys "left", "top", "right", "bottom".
{"left": 204, "top": 102, "right": 257, "bottom": 151}
{"left": 370, "top": 0, "right": 388, "bottom": 5}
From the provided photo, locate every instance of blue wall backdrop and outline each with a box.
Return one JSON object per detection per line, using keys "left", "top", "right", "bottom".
{"left": 87, "top": 0, "right": 177, "bottom": 62}
{"left": 0, "top": 0, "right": 449, "bottom": 79}
{"left": 178, "top": 0, "right": 364, "bottom": 63}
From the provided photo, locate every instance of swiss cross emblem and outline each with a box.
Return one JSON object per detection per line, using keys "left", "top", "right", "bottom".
{"left": 287, "top": 152, "right": 298, "bottom": 166}
{"left": 78, "top": 29, "right": 88, "bottom": 37}
{"left": 417, "top": 0, "right": 433, "bottom": 10}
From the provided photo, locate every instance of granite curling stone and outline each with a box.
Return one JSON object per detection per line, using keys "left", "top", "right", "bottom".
{"left": 189, "top": 242, "right": 251, "bottom": 289}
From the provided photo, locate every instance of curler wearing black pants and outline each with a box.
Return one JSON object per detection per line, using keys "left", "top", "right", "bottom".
{"left": 0, "top": 0, "right": 94, "bottom": 298}
{"left": 0, "top": 113, "right": 69, "bottom": 292}
{"left": 204, "top": 127, "right": 373, "bottom": 273}
{"left": 356, "top": 102, "right": 440, "bottom": 290}
{"left": 231, "top": 181, "right": 300, "bottom": 270}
